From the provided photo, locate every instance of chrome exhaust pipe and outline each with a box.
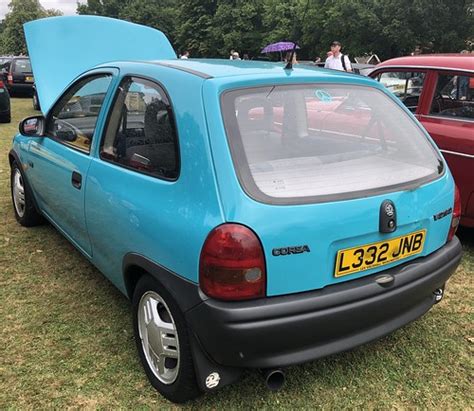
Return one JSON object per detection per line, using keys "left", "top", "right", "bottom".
{"left": 261, "top": 368, "right": 285, "bottom": 391}
{"left": 433, "top": 288, "right": 444, "bottom": 303}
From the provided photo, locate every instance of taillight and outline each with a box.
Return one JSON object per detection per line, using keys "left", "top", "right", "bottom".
{"left": 0, "top": 79, "right": 3, "bottom": 88}
{"left": 199, "top": 224, "right": 266, "bottom": 301}
{"left": 447, "top": 185, "right": 461, "bottom": 242}
{"left": 7, "top": 74, "right": 13, "bottom": 84}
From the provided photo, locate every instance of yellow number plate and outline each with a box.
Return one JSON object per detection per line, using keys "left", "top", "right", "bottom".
{"left": 25, "top": 76, "right": 34, "bottom": 82}
{"left": 335, "top": 230, "right": 426, "bottom": 277}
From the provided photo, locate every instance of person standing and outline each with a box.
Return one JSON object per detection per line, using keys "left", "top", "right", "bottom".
{"left": 180, "top": 50, "right": 190, "bottom": 59}
{"left": 284, "top": 51, "right": 298, "bottom": 65}
{"left": 324, "top": 41, "right": 352, "bottom": 72}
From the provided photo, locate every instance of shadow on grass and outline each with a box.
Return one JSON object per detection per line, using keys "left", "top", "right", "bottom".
{"left": 457, "top": 226, "right": 474, "bottom": 248}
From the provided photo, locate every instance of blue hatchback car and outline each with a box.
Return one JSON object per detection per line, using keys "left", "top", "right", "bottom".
{"left": 10, "top": 16, "right": 462, "bottom": 403}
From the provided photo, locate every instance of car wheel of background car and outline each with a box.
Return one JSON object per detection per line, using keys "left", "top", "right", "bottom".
{"left": 32, "top": 91, "right": 40, "bottom": 111}
{"left": 0, "top": 111, "right": 11, "bottom": 123}
{"left": 10, "top": 161, "right": 43, "bottom": 226}
{"left": 132, "top": 274, "right": 201, "bottom": 403}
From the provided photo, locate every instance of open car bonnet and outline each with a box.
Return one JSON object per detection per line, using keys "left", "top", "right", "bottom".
{"left": 24, "top": 16, "right": 176, "bottom": 114}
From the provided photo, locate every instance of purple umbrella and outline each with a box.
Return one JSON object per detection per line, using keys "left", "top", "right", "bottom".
{"left": 261, "top": 41, "right": 300, "bottom": 53}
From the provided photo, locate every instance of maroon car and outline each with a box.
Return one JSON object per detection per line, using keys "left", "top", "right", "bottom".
{"left": 370, "top": 54, "right": 474, "bottom": 227}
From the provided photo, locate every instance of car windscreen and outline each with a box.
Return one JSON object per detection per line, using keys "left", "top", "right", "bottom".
{"left": 221, "top": 84, "right": 443, "bottom": 204}
{"left": 13, "top": 59, "right": 32, "bottom": 73}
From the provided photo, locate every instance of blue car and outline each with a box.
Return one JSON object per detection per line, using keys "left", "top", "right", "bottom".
{"left": 10, "top": 16, "right": 462, "bottom": 403}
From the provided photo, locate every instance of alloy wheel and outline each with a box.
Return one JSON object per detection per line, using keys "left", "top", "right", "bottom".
{"left": 12, "top": 168, "right": 26, "bottom": 218}
{"left": 137, "top": 291, "right": 180, "bottom": 385}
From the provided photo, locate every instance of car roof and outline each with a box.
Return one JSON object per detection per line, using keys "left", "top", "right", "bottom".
{"left": 10, "top": 56, "right": 30, "bottom": 62}
{"left": 375, "top": 54, "right": 473, "bottom": 72}
{"left": 126, "top": 58, "right": 364, "bottom": 81}
{"left": 353, "top": 63, "right": 375, "bottom": 69}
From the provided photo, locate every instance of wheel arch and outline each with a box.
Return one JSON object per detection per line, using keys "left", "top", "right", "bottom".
{"left": 122, "top": 253, "right": 203, "bottom": 313}
{"left": 123, "top": 252, "right": 243, "bottom": 393}
{"left": 8, "top": 149, "right": 20, "bottom": 167}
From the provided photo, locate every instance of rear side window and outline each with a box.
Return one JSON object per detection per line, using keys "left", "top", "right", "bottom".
{"left": 221, "top": 84, "right": 443, "bottom": 204}
{"left": 429, "top": 72, "right": 474, "bottom": 120}
{"left": 378, "top": 71, "right": 425, "bottom": 112}
{"left": 100, "top": 77, "right": 179, "bottom": 180}
{"left": 13, "top": 59, "right": 31, "bottom": 73}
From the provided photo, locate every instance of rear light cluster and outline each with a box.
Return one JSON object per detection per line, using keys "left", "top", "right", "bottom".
{"left": 7, "top": 74, "right": 13, "bottom": 84}
{"left": 0, "top": 79, "right": 3, "bottom": 88}
{"left": 199, "top": 224, "right": 266, "bottom": 301}
{"left": 447, "top": 185, "right": 461, "bottom": 242}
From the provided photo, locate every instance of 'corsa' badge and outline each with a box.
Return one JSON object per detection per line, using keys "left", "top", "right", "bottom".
{"left": 433, "top": 207, "right": 452, "bottom": 221}
{"left": 272, "top": 245, "right": 310, "bottom": 256}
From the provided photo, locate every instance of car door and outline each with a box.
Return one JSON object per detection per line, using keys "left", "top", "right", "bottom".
{"left": 84, "top": 75, "right": 182, "bottom": 286}
{"left": 417, "top": 70, "right": 474, "bottom": 226}
{"left": 27, "top": 71, "right": 116, "bottom": 256}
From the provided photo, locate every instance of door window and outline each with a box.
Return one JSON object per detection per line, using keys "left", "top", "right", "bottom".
{"left": 378, "top": 71, "right": 426, "bottom": 112}
{"left": 100, "top": 77, "right": 179, "bottom": 180}
{"left": 429, "top": 72, "right": 474, "bottom": 120}
{"left": 46, "top": 74, "right": 112, "bottom": 153}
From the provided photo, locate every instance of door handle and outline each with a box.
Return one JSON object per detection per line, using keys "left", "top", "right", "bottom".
{"left": 71, "top": 171, "right": 82, "bottom": 189}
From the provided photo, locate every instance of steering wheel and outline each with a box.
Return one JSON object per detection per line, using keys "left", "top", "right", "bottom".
{"left": 55, "top": 119, "right": 89, "bottom": 147}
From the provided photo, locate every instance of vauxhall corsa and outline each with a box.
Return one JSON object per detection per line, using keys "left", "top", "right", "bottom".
{"left": 9, "top": 16, "right": 462, "bottom": 403}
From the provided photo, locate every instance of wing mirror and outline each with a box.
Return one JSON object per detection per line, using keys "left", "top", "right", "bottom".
{"left": 19, "top": 115, "right": 46, "bottom": 137}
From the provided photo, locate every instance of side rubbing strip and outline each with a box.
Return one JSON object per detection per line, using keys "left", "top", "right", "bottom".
{"left": 153, "top": 62, "right": 213, "bottom": 79}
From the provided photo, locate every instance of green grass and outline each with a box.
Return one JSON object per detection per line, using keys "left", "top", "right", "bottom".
{"left": 0, "top": 98, "right": 473, "bottom": 409}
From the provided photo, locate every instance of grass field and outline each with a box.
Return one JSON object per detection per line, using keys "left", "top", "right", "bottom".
{"left": 0, "top": 97, "right": 473, "bottom": 409}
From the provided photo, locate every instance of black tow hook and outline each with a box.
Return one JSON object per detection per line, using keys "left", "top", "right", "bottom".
{"left": 261, "top": 368, "right": 285, "bottom": 391}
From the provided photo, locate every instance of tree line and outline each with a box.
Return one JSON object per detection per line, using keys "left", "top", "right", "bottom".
{"left": 1, "top": 0, "right": 473, "bottom": 61}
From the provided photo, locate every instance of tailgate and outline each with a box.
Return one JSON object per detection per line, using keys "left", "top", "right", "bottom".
{"left": 243, "top": 175, "right": 453, "bottom": 296}
{"left": 208, "top": 80, "right": 453, "bottom": 296}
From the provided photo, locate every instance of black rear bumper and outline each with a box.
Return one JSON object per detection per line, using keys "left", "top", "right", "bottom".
{"left": 7, "top": 83, "right": 33, "bottom": 94}
{"left": 186, "top": 237, "right": 462, "bottom": 369}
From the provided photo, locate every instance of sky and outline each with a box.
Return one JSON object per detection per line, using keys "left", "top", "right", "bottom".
{"left": 0, "top": 0, "right": 86, "bottom": 20}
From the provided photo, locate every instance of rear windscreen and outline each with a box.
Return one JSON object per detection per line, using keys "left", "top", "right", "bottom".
{"left": 13, "top": 59, "right": 31, "bottom": 73}
{"left": 221, "top": 84, "right": 443, "bottom": 204}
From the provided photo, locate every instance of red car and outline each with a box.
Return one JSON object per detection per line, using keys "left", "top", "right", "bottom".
{"left": 370, "top": 54, "right": 474, "bottom": 227}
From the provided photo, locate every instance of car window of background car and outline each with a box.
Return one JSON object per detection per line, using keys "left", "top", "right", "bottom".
{"left": 430, "top": 73, "right": 474, "bottom": 120}
{"left": 222, "top": 84, "right": 442, "bottom": 202}
{"left": 100, "top": 77, "right": 179, "bottom": 180}
{"left": 13, "top": 59, "right": 32, "bottom": 73}
{"left": 0, "top": 59, "right": 11, "bottom": 71}
{"left": 377, "top": 71, "right": 425, "bottom": 112}
{"left": 46, "top": 74, "right": 112, "bottom": 153}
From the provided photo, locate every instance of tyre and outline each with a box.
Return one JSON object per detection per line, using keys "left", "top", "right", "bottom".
{"left": 132, "top": 275, "right": 201, "bottom": 403}
{"left": 32, "top": 91, "right": 40, "bottom": 111}
{"left": 10, "top": 160, "right": 43, "bottom": 226}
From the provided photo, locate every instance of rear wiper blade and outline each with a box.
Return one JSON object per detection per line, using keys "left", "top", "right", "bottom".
{"left": 437, "top": 159, "right": 444, "bottom": 174}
